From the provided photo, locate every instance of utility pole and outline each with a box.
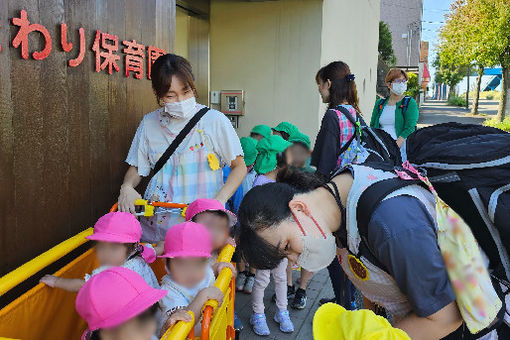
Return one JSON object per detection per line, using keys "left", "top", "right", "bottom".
{"left": 466, "top": 65, "right": 470, "bottom": 110}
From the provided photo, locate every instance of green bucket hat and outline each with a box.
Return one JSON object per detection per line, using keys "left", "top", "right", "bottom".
{"left": 250, "top": 125, "right": 272, "bottom": 139}
{"left": 272, "top": 122, "right": 299, "bottom": 138}
{"left": 254, "top": 135, "right": 292, "bottom": 174}
{"left": 240, "top": 137, "right": 258, "bottom": 166}
{"left": 289, "top": 131, "right": 311, "bottom": 149}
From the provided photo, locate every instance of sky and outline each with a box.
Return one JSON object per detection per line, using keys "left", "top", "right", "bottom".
{"left": 421, "top": 0, "right": 454, "bottom": 82}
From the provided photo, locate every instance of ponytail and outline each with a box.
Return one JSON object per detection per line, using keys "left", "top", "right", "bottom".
{"left": 316, "top": 61, "right": 361, "bottom": 112}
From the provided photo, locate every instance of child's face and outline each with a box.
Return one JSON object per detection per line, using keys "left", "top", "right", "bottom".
{"left": 290, "top": 143, "right": 310, "bottom": 168}
{"left": 167, "top": 257, "right": 209, "bottom": 289}
{"left": 194, "top": 212, "right": 230, "bottom": 251}
{"left": 95, "top": 242, "right": 130, "bottom": 267}
{"left": 100, "top": 315, "right": 157, "bottom": 340}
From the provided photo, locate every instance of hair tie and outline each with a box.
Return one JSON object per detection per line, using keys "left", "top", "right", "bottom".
{"left": 345, "top": 74, "right": 355, "bottom": 82}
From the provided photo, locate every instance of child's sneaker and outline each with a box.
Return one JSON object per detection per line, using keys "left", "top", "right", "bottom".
{"left": 236, "top": 271, "right": 247, "bottom": 291}
{"left": 291, "top": 288, "right": 307, "bottom": 309}
{"left": 274, "top": 309, "right": 294, "bottom": 333}
{"left": 234, "top": 311, "right": 243, "bottom": 331}
{"left": 243, "top": 274, "right": 255, "bottom": 294}
{"left": 250, "top": 313, "right": 270, "bottom": 336}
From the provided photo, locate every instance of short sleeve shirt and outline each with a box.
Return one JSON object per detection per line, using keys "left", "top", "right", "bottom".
{"left": 367, "top": 195, "right": 456, "bottom": 317}
{"left": 126, "top": 104, "right": 243, "bottom": 177}
{"left": 159, "top": 266, "right": 215, "bottom": 313}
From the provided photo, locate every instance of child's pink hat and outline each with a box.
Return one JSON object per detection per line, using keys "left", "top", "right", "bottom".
{"left": 75, "top": 267, "right": 167, "bottom": 333}
{"left": 159, "top": 222, "right": 212, "bottom": 258}
{"left": 185, "top": 198, "right": 237, "bottom": 227}
{"left": 86, "top": 212, "right": 141, "bottom": 243}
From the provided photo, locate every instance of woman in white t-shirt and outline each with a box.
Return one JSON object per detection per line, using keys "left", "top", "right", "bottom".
{"left": 370, "top": 68, "right": 419, "bottom": 148}
{"left": 118, "top": 54, "right": 246, "bottom": 242}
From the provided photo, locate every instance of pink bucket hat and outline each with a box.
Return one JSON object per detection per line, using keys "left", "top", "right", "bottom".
{"left": 76, "top": 267, "right": 167, "bottom": 334}
{"left": 159, "top": 222, "right": 212, "bottom": 258}
{"left": 86, "top": 212, "right": 141, "bottom": 243}
{"left": 185, "top": 198, "right": 237, "bottom": 227}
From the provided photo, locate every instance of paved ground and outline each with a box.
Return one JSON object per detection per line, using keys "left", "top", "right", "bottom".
{"left": 234, "top": 269, "right": 333, "bottom": 340}
{"left": 417, "top": 99, "right": 498, "bottom": 128}
{"left": 234, "top": 99, "right": 499, "bottom": 340}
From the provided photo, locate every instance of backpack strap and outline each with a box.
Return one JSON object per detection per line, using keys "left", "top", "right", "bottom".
{"left": 377, "top": 97, "right": 389, "bottom": 117}
{"left": 355, "top": 176, "right": 424, "bottom": 272}
{"left": 153, "top": 107, "right": 209, "bottom": 175}
{"left": 399, "top": 96, "right": 412, "bottom": 118}
{"left": 334, "top": 106, "right": 361, "bottom": 156}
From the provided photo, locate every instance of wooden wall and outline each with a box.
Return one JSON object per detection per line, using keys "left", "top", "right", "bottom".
{"left": 0, "top": 0, "right": 176, "bottom": 275}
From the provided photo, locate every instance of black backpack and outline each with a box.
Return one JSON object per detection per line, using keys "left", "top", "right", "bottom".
{"left": 334, "top": 106, "right": 402, "bottom": 167}
{"left": 357, "top": 122, "right": 510, "bottom": 287}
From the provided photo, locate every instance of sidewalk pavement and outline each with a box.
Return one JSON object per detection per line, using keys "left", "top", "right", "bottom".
{"left": 418, "top": 99, "right": 498, "bottom": 128}
{"left": 235, "top": 269, "right": 333, "bottom": 340}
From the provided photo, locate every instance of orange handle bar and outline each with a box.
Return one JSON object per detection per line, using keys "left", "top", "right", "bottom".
{"left": 110, "top": 201, "right": 188, "bottom": 212}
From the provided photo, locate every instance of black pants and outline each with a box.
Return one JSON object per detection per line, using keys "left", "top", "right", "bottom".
{"left": 327, "top": 257, "right": 357, "bottom": 310}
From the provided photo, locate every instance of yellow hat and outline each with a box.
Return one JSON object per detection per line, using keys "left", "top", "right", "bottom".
{"left": 313, "top": 303, "right": 411, "bottom": 340}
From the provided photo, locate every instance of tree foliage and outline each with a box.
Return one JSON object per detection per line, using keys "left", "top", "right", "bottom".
{"left": 437, "top": 0, "right": 510, "bottom": 120}
{"left": 405, "top": 73, "right": 420, "bottom": 98}
{"left": 433, "top": 52, "right": 466, "bottom": 98}
{"left": 379, "top": 21, "right": 396, "bottom": 66}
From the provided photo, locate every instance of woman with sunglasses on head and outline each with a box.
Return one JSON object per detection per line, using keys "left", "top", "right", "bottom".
{"left": 370, "top": 68, "right": 419, "bottom": 148}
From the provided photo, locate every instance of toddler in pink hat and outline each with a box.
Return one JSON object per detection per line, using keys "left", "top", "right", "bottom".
{"left": 41, "top": 212, "right": 159, "bottom": 292}
{"left": 158, "top": 222, "right": 227, "bottom": 335}
{"left": 185, "top": 198, "right": 237, "bottom": 265}
{"left": 76, "top": 266, "right": 179, "bottom": 340}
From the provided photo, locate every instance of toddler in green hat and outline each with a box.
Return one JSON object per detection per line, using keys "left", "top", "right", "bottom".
{"left": 272, "top": 122, "right": 299, "bottom": 141}
{"left": 250, "top": 125, "right": 272, "bottom": 141}
{"left": 289, "top": 132, "right": 315, "bottom": 174}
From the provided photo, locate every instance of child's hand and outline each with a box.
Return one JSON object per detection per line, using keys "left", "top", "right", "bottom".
{"left": 40, "top": 275, "right": 58, "bottom": 287}
{"left": 160, "top": 309, "right": 193, "bottom": 337}
{"left": 200, "top": 286, "right": 224, "bottom": 306}
{"left": 212, "top": 262, "right": 236, "bottom": 278}
{"left": 226, "top": 237, "right": 236, "bottom": 247}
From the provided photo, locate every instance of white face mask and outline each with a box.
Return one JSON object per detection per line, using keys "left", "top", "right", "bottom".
{"left": 293, "top": 212, "right": 337, "bottom": 272}
{"left": 163, "top": 96, "right": 196, "bottom": 119}
{"left": 391, "top": 82, "right": 407, "bottom": 96}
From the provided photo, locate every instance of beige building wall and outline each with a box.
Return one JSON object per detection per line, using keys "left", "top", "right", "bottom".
{"left": 320, "top": 0, "right": 380, "bottom": 123}
{"left": 175, "top": 8, "right": 190, "bottom": 59}
{"left": 210, "top": 0, "right": 380, "bottom": 143}
{"left": 210, "top": 0, "right": 323, "bottom": 141}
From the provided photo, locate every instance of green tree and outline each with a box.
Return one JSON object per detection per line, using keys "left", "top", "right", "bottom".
{"left": 433, "top": 52, "right": 467, "bottom": 99}
{"left": 439, "top": 0, "right": 510, "bottom": 120}
{"left": 438, "top": 0, "right": 484, "bottom": 114}
{"left": 379, "top": 21, "right": 396, "bottom": 66}
{"left": 405, "top": 73, "right": 420, "bottom": 98}
{"left": 471, "top": 0, "right": 510, "bottom": 122}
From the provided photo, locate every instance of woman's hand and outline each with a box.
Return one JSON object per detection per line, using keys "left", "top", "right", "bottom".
{"left": 396, "top": 136, "right": 405, "bottom": 148}
{"left": 118, "top": 184, "right": 142, "bottom": 213}
{"left": 118, "top": 166, "right": 143, "bottom": 213}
